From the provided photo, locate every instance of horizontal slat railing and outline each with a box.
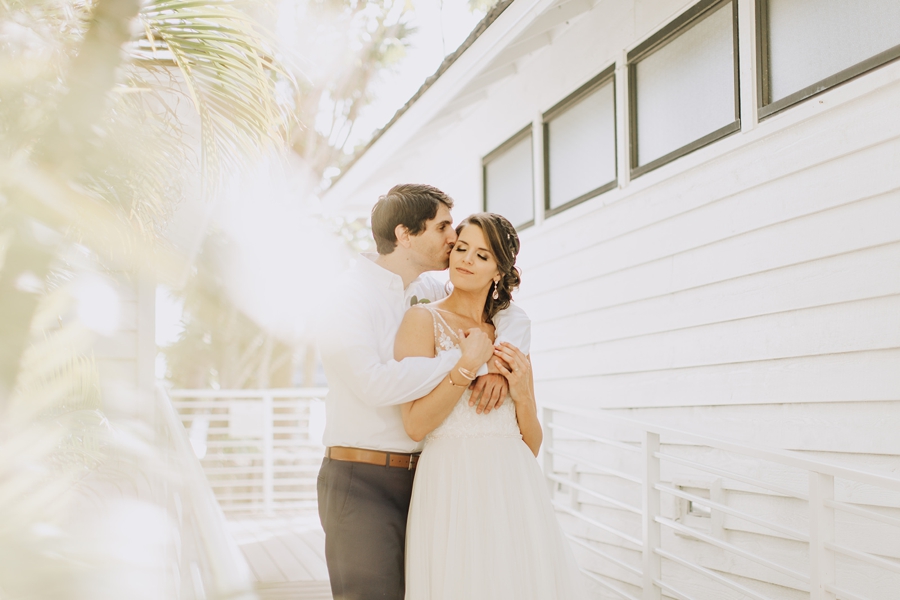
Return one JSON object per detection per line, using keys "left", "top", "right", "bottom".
{"left": 655, "top": 547, "right": 771, "bottom": 600}
{"left": 548, "top": 447, "right": 642, "bottom": 484}
{"left": 542, "top": 402, "right": 900, "bottom": 600}
{"left": 657, "top": 515, "right": 810, "bottom": 584}
{"left": 825, "top": 499, "right": 900, "bottom": 529}
{"left": 168, "top": 387, "right": 328, "bottom": 515}
{"left": 655, "top": 451, "right": 809, "bottom": 500}
{"left": 548, "top": 422, "right": 642, "bottom": 453}
{"left": 155, "top": 386, "right": 255, "bottom": 599}
{"left": 566, "top": 533, "right": 643, "bottom": 577}
{"left": 548, "top": 473, "right": 643, "bottom": 514}
{"left": 655, "top": 483, "right": 809, "bottom": 541}
{"left": 553, "top": 501, "right": 643, "bottom": 548}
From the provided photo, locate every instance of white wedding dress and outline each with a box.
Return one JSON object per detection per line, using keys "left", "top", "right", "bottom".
{"left": 405, "top": 307, "right": 588, "bottom": 600}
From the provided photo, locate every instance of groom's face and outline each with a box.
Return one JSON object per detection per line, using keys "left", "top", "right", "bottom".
{"left": 409, "top": 203, "right": 457, "bottom": 271}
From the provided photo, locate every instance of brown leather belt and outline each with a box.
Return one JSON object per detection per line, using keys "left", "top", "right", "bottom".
{"left": 326, "top": 446, "right": 419, "bottom": 470}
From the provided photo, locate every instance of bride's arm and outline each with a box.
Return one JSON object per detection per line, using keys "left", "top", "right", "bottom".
{"left": 394, "top": 307, "right": 493, "bottom": 442}
{"left": 493, "top": 343, "right": 542, "bottom": 456}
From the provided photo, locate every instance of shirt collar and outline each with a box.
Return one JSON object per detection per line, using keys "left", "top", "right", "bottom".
{"left": 357, "top": 253, "right": 404, "bottom": 292}
{"left": 356, "top": 253, "right": 431, "bottom": 296}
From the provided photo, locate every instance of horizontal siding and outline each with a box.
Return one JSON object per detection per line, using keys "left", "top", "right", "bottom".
{"left": 531, "top": 242, "right": 900, "bottom": 352}
{"left": 534, "top": 348, "right": 900, "bottom": 409}
{"left": 535, "top": 294, "right": 900, "bottom": 376}
{"left": 558, "top": 401, "right": 900, "bottom": 455}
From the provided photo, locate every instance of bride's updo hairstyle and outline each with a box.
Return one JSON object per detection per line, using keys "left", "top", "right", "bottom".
{"left": 455, "top": 212, "right": 521, "bottom": 323}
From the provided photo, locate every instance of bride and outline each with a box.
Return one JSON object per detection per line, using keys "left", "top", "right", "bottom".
{"left": 394, "top": 213, "right": 586, "bottom": 599}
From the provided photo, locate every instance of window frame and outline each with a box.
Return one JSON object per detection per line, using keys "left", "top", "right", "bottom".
{"left": 755, "top": 0, "right": 900, "bottom": 119}
{"left": 627, "top": 0, "right": 741, "bottom": 179}
{"left": 542, "top": 64, "right": 618, "bottom": 218}
{"left": 482, "top": 125, "right": 535, "bottom": 230}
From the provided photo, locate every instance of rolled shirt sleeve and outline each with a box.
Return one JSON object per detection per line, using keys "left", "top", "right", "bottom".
{"left": 317, "top": 289, "right": 461, "bottom": 408}
{"left": 492, "top": 302, "right": 532, "bottom": 354}
{"left": 316, "top": 274, "right": 462, "bottom": 407}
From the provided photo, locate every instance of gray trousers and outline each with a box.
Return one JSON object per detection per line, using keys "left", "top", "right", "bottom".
{"left": 317, "top": 457, "right": 416, "bottom": 600}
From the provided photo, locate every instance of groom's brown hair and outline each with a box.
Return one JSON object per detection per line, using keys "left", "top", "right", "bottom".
{"left": 371, "top": 184, "right": 454, "bottom": 254}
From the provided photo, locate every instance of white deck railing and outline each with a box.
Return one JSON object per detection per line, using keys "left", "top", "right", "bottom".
{"left": 168, "top": 388, "right": 328, "bottom": 516}
{"left": 543, "top": 403, "right": 900, "bottom": 600}
{"left": 155, "top": 385, "right": 256, "bottom": 599}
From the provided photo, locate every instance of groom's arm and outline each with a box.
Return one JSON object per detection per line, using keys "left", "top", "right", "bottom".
{"left": 317, "top": 301, "right": 461, "bottom": 408}
{"left": 469, "top": 302, "right": 532, "bottom": 413}
{"left": 491, "top": 302, "right": 531, "bottom": 353}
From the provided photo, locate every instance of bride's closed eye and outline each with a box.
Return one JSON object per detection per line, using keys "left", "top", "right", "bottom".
{"left": 455, "top": 245, "right": 488, "bottom": 261}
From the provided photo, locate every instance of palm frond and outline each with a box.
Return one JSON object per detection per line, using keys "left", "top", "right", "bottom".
{"left": 6, "top": 278, "right": 99, "bottom": 423}
{"left": 137, "top": 0, "right": 295, "bottom": 190}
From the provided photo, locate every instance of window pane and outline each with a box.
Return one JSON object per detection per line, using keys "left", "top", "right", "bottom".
{"left": 547, "top": 80, "right": 616, "bottom": 209}
{"left": 635, "top": 2, "right": 736, "bottom": 167}
{"left": 485, "top": 134, "right": 534, "bottom": 228}
{"left": 767, "top": 0, "right": 900, "bottom": 102}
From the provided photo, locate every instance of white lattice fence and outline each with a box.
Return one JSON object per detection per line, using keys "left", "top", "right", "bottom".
{"left": 169, "top": 388, "right": 328, "bottom": 515}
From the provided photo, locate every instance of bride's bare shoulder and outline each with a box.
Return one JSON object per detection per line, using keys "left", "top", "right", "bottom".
{"left": 394, "top": 306, "right": 436, "bottom": 360}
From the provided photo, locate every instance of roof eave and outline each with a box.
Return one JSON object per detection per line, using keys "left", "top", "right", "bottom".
{"left": 322, "top": 0, "right": 561, "bottom": 210}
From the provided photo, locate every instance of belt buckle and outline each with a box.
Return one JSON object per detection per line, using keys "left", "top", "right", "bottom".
{"left": 408, "top": 454, "right": 418, "bottom": 471}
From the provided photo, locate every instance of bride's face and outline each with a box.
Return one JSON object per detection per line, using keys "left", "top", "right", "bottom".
{"left": 449, "top": 224, "right": 499, "bottom": 293}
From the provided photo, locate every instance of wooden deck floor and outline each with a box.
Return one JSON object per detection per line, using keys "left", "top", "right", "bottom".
{"left": 227, "top": 513, "right": 332, "bottom": 600}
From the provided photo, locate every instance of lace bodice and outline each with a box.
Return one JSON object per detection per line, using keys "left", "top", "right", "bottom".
{"left": 422, "top": 306, "right": 522, "bottom": 443}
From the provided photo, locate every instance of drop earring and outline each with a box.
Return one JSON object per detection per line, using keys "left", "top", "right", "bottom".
{"left": 492, "top": 281, "right": 500, "bottom": 300}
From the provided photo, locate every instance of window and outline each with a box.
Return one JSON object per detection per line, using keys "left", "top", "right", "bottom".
{"left": 483, "top": 127, "right": 534, "bottom": 229}
{"left": 758, "top": 0, "right": 900, "bottom": 117}
{"left": 543, "top": 66, "right": 617, "bottom": 216}
{"left": 628, "top": 0, "right": 740, "bottom": 177}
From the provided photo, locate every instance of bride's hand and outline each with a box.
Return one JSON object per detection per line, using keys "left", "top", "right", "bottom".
{"left": 458, "top": 328, "right": 494, "bottom": 370}
{"left": 493, "top": 343, "right": 535, "bottom": 406}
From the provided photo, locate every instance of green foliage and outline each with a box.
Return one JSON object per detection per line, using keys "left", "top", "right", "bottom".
{"left": 138, "top": 0, "right": 296, "bottom": 191}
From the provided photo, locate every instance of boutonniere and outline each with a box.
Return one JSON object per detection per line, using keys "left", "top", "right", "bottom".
{"left": 410, "top": 295, "right": 431, "bottom": 307}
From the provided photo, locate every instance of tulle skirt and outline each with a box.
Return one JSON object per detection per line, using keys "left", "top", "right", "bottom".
{"left": 405, "top": 436, "right": 588, "bottom": 600}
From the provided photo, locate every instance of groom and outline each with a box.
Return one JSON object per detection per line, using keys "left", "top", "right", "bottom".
{"left": 316, "top": 184, "right": 530, "bottom": 600}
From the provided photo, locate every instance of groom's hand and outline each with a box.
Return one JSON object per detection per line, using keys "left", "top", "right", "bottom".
{"left": 469, "top": 373, "right": 508, "bottom": 414}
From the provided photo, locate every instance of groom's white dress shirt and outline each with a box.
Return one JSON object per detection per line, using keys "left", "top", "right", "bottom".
{"left": 317, "top": 254, "right": 531, "bottom": 454}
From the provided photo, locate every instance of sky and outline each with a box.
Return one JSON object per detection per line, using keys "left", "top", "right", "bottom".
{"left": 345, "top": 0, "right": 489, "bottom": 151}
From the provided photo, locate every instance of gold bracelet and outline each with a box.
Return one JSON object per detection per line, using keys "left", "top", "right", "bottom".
{"left": 457, "top": 366, "right": 477, "bottom": 381}
{"left": 447, "top": 373, "right": 468, "bottom": 388}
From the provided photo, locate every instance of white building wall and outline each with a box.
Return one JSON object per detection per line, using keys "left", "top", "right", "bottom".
{"left": 330, "top": 0, "right": 900, "bottom": 597}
